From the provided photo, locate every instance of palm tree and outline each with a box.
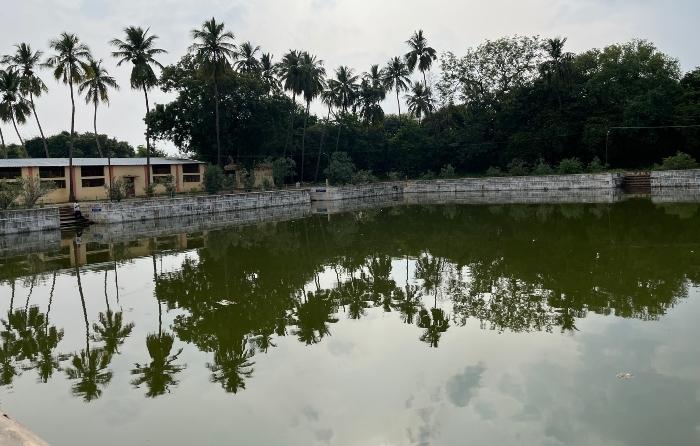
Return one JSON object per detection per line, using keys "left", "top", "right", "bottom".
{"left": 189, "top": 18, "right": 236, "bottom": 166}
{"left": 78, "top": 59, "right": 119, "bottom": 158}
{"left": 382, "top": 57, "right": 411, "bottom": 119}
{"left": 0, "top": 118, "right": 6, "bottom": 158}
{"left": 110, "top": 26, "right": 167, "bottom": 182}
{"left": 540, "top": 37, "right": 573, "bottom": 109}
{"left": 259, "top": 53, "right": 280, "bottom": 95}
{"left": 0, "top": 69, "right": 31, "bottom": 155}
{"left": 46, "top": 32, "right": 91, "bottom": 201}
{"left": 405, "top": 30, "right": 437, "bottom": 87}
{"left": 234, "top": 41, "right": 261, "bottom": 73}
{"left": 329, "top": 66, "right": 359, "bottom": 113}
{"left": 359, "top": 65, "right": 386, "bottom": 125}
{"left": 207, "top": 340, "right": 254, "bottom": 393}
{"left": 406, "top": 82, "right": 434, "bottom": 122}
{"left": 314, "top": 87, "right": 339, "bottom": 182}
{"left": 3, "top": 44, "right": 49, "bottom": 157}
{"left": 299, "top": 52, "right": 326, "bottom": 182}
{"left": 277, "top": 50, "right": 304, "bottom": 157}
{"left": 131, "top": 332, "right": 184, "bottom": 397}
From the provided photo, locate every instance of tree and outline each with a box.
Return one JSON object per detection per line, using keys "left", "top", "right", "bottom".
{"left": 406, "top": 82, "right": 434, "bottom": 122}
{"left": 3, "top": 43, "right": 49, "bottom": 157}
{"left": 540, "top": 37, "right": 574, "bottom": 109}
{"left": 405, "top": 30, "right": 438, "bottom": 87}
{"left": 259, "top": 53, "right": 280, "bottom": 95}
{"left": 111, "top": 26, "right": 167, "bottom": 183}
{"left": 329, "top": 66, "right": 359, "bottom": 113}
{"left": 0, "top": 69, "right": 31, "bottom": 154}
{"left": 46, "top": 32, "right": 91, "bottom": 201}
{"left": 78, "top": 59, "right": 119, "bottom": 157}
{"left": 359, "top": 65, "right": 386, "bottom": 125}
{"left": 234, "top": 41, "right": 261, "bottom": 73}
{"left": 299, "top": 52, "right": 326, "bottom": 182}
{"left": 277, "top": 50, "right": 304, "bottom": 157}
{"left": 383, "top": 57, "right": 411, "bottom": 118}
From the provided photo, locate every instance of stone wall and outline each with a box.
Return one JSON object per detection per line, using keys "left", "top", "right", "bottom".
{"left": 0, "top": 207, "right": 60, "bottom": 235}
{"left": 82, "top": 190, "right": 310, "bottom": 224}
{"left": 310, "top": 173, "right": 623, "bottom": 202}
{"left": 651, "top": 169, "right": 700, "bottom": 189}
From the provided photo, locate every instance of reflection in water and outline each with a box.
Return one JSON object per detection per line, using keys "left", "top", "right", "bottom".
{"left": 0, "top": 199, "right": 699, "bottom": 444}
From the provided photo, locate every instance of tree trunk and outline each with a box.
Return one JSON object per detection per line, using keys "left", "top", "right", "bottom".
{"left": 0, "top": 126, "right": 6, "bottom": 159}
{"left": 10, "top": 110, "right": 25, "bottom": 154}
{"left": 301, "top": 101, "right": 310, "bottom": 183}
{"left": 93, "top": 101, "right": 103, "bottom": 157}
{"left": 423, "top": 71, "right": 427, "bottom": 88}
{"left": 214, "top": 78, "right": 221, "bottom": 166}
{"left": 396, "top": 89, "right": 401, "bottom": 120}
{"left": 283, "top": 92, "right": 296, "bottom": 158}
{"left": 75, "top": 258, "right": 90, "bottom": 354}
{"left": 68, "top": 77, "right": 76, "bottom": 202}
{"left": 143, "top": 85, "right": 151, "bottom": 188}
{"left": 29, "top": 91, "right": 49, "bottom": 158}
{"left": 314, "top": 106, "right": 332, "bottom": 182}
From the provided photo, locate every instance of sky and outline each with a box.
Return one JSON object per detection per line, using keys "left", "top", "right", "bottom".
{"left": 2, "top": 0, "right": 699, "bottom": 154}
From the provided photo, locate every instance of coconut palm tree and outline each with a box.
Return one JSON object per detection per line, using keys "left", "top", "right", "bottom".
{"left": 359, "top": 65, "right": 386, "bottom": 125}
{"left": 277, "top": 50, "right": 304, "bottom": 157}
{"left": 540, "top": 37, "right": 574, "bottom": 109}
{"left": 3, "top": 44, "right": 49, "bottom": 157}
{"left": 234, "top": 41, "right": 261, "bottom": 73}
{"left": 406, "top": 82, "right": 434, "bottom": 122}
{"left": 78, "top": 59, "right": 119, "bottom": 158}
{"left": 382, "top": 57, "right": 411, "bottom": 119}
{"left": 405, "top": 30, "right": 437, "bottom": 87}
{"left": 260, "top": 53, "right": 280, "bottom": 95}
{"left": 299, "top": 52, "right": 326, "bottom": 182}
{"left": 314, "top": 87, "right": 339, "bottom": 182}
{"left": 0, "top": 119, "right": 6, "bottom": 158}
{"left": 0, "top": 69, "right": 31, "bottom": 155}
{"left": 329, "top": 66, "right": 359, "bottom": 113}
{"left": 45, "top": 32, "right": 91, "bottom": 201}
{"left": 207, "top": 340, "right": 254, "bottom": 393}
{"left": 189, "top": 18, "right": 236, "bottom": 166}
{"left": 110, "top": 26, "right": 167, "bottom": 181}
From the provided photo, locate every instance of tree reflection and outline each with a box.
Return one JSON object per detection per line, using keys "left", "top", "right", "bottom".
{"left": 131, "top": 333, "right": 185, "bottom": 397}
{"left": 294, "top": 290, "right": 338, "bottom": 345}
{"left": 207, "top": 340, "right": 254, "bottom": 394}
{"left": 417, "top": 307, "right": 450, "bottom": 348}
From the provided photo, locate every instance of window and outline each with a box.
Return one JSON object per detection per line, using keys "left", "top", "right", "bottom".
{"left": 183, "top": 175, "right": 201, "bottom": 183}
{"left": 42, "top": 180, "right": 66, "bottom": 189}
{"left": 153, "top": 175, "right": 173, "bottom": 184}
{"left": 39, "top": 166, "right": 65, "bottom": 178}
{"left": 0, "top": 167, "right": 21, "bottom": 179}
{"left": 152, "top": 164, "right": 171, "bottom": 175}
{"left": 81, "top": 166, "right": 104, "bottom": 177}
{"left": 182, "top": 164, "right": 200, "bottom": 174}
{"left": 82, "top": 178, "right": 105, "bottom": 188}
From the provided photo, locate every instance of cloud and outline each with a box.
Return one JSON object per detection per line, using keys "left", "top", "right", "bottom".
{"left": 445, "top": 363, "right": 485, "bottom": 407}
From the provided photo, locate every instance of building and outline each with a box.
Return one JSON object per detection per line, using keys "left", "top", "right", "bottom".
{"left": 0, "top": 158, "right": 206, "bottom": 204}
{"left": 223, "top": 161, "right": 275, "bottom": 189}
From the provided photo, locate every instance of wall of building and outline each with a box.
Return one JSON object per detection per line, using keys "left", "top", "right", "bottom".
{"left": 0, "top": 207, "right": 60, "bottom": 235}
{"left": 82, "top": 189, "right": 310, "bottom": 224}
{"left": 651, "top": 169, "right": 700, "bottom": 189}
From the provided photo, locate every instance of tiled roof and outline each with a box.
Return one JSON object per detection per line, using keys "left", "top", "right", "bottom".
{"left": 0, "top": 158, "right": 205, "bottom": 168}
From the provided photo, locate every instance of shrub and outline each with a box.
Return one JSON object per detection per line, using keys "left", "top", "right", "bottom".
{"left": 587, "top": 156, "right": 605, "bottom": 173}
{"left": 507, "top": 159, "right": 530, "bottom": 176}
{"left": 262, "top": 178, "right": 273, "bottom": 190}
{"left": 161, "top": 175, "right": 176, "bottom": 197}
{"left": 419, "top": 171, "right": 436, "bottom": 180}
{"left": 106, "top": 179, "right": 127, "bottom": 202}
{"left": 485, "top": 166, "right": 504, "bottom": 177}
{"left": 439, "top": 164, "right": 456, "bottom": 179}
{"left": 654, "top": 152, "right": 699, "bottom": 171}
{"left": 145, "top": 183, "right": 156, "bottom": 198}
{"left": 557, "top": 157, "right": 584, "bottom": 174}
{"left": 204, "top": 164, "right": 224, "bottom": 194}
{"left": 324, "top": 152, "right": 355, "bottom": 185}
{"left": 387, "top": 171, "right": 402, "bottom": 181}
{"left": 222, "top": 174, "right": 236, "bottom": 192}
{"left": 18, "top": 177, "right": 55, "bottom": 208}
{"left": 272, "top": 157, "right": 296, "bottom": 186}
{"left": 532, "top": 159, "right": 554, "bottom": 176}
{"left": 0, "top": 181, "right": 20, "bottom": 210}
{"left": 352, "top": 170, "right": 377, "bottom": 185}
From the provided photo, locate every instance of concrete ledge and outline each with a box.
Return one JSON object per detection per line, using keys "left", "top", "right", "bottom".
{"left": 651, "top": 169, "right": 700, "bottom": 188}
{"left": 0, "top": 412, "right": 49, "bottom": 446}
{"left": 82, "top": 190, "right": 311, "bottom": 224}
{"left": 0, "top": 208, "right": 60, "bottom": 235}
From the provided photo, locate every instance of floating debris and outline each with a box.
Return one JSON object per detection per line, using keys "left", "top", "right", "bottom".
{"left": 616, "top": 372, "right": 634, "bottom": 380}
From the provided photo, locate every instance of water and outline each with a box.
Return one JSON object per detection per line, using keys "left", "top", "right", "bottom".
{"left": 1, "top": 199, "right": 699, "bottom": 446}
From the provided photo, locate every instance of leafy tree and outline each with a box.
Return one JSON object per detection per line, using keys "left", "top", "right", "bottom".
{"left": 204, "top": 164, "right": 224, "bottom": 193}
{"left": 324, "top": 151, "right": 355, "bottom": 185}
{"left": 78, "top": 59, "right": 119, "bottom": 157}
{"left": 18, "top": 176, "right": 54, "bottom": 208}
{"left": 654, "top": 152, "right": 698, "bottom": 170}
{"left": 3, "top": 43, "right": 49, "bottom": 157}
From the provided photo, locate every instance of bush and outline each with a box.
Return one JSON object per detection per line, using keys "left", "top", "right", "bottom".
{"left": 0, "top": 181, "right": 20, "bottom": 210}
{"left": 19, "top": 177, "right": 55, "bottom": 208}
{"left": 439, "top": 164, "right": 456, "bottom": 179}
{"left": 272, "top": 157, "right": 296, "bottom": 186}
{"left": 419, "top": 171, "right": 436, "bottom": 180}
{"left": 587, "top": 156, "right": 605, "bottom": 173}
{"left": 507, "top": 159, "right": 530, "bottom": 176}
{"left": 531, "top": 159, "right": 554, "bottom": 176}
{"left": 324, "top": 152, "right": 355, "bottom": 185}
{"left": 485, "top": 166, "right": 504, "bottom": 177}
{"left": 387, "top": 171, "right": 402, "bottom": 181}
{"left": 557, "top": 158, "right": 584, "bottom": 174}
{"left": 106, "top": 179, "right": 127, "bottom": 202}
{"left": 145, "top": 183, "right": 156, "bottom": 198}
{"left": 222, "top": 174, "right": 236, "bottom": 192}
{"left": 654, "top": 152, "right": 699, "bottom": 171}
{"left": 261, "top": 178, "right": 273, "bottom": 190}
{"left": 352, "top": 170, "right": 377, "bottom": 184}
{"left": 204, "top": 164, "right": 225, "bottom": 194}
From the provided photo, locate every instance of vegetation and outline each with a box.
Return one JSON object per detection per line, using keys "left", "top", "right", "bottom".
{"left": 0, "top": 180, "right": 20, "bottom": 209}
{"left": 18, "top": 176, "right": 54, "bottom": 208}
{"left": 203, "top": 164, "right": 224, "bottom": 193}
{"left": 654, "top": 151, "right": 699, "bottom": 171}
{"left": 106, "top": 178, "right": 127, "bottom": 202}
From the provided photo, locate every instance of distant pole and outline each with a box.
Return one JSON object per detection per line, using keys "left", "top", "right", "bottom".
{"left": 605, "top": 130, "right": 611, "bottom": 167}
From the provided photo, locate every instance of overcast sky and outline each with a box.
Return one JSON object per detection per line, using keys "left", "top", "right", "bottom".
{"left": 2, "top": 0, "right": 699, "bottom": 154}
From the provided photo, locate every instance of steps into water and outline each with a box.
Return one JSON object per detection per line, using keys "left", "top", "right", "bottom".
{"left": 623, "top": 172, "right": 651, "bottom": 194}
{"left": 59, "top": 206, "right": 93, "bottom": 230}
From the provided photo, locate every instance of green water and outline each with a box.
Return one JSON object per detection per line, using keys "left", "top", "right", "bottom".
{"left": 1, "top": 199, "right": 700, "bottom": 445}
